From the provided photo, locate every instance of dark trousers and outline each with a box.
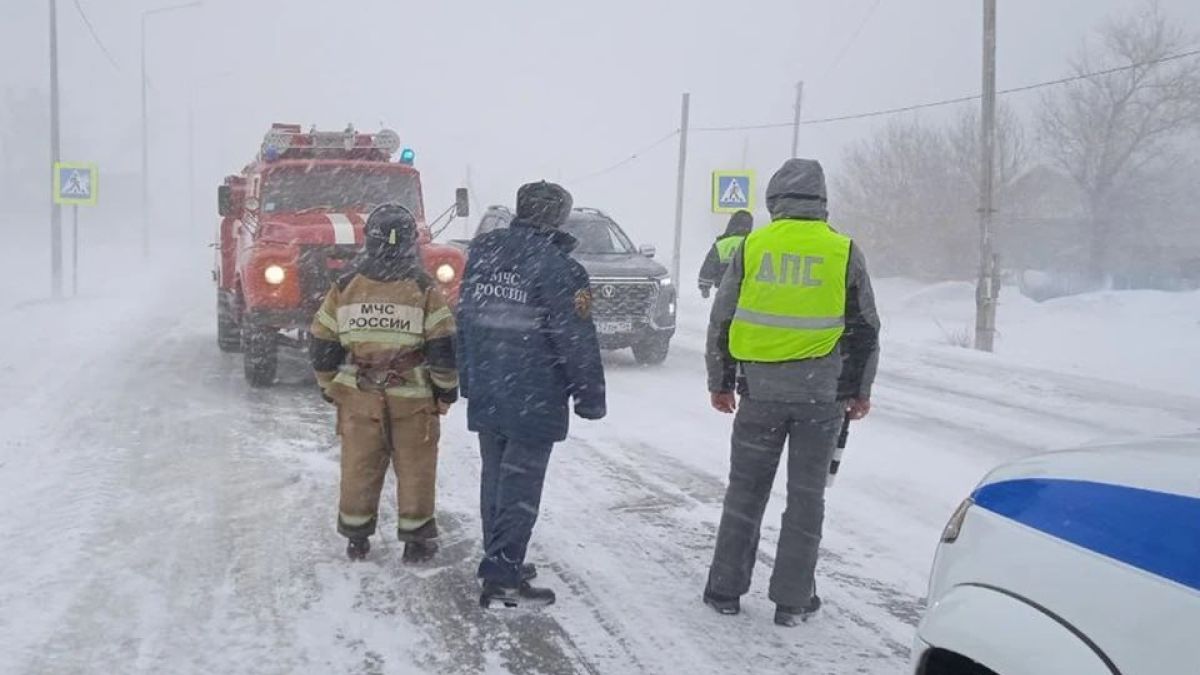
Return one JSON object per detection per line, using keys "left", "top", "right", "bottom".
{"left": 477, "top": 430, "right": 553, "bottom": 586}
{"left": 706, "top": 398, "right": 843, "bottom": 607}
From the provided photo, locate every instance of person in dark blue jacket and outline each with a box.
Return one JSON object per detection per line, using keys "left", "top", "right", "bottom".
{"left": 457, "top": 180, "right": 606, "bottom": 608}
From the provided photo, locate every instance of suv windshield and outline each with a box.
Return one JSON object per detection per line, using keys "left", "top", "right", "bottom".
{"left": 562, "top": 215, "right": 636, "bottom": 255}
{"left": 261, "top": 166, "right": 421, "bottom": 214}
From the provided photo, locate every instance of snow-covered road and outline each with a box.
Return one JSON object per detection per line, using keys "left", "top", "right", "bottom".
{"left": 3, "top": 248, "right": 1198, "bottom": 674}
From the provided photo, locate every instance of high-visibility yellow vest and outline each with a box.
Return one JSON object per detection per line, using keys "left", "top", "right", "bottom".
{"left": 729, "top": 219, "right": 851, "bottom": 362}
{"left": 715, "top": 235, "right": 745, "bottom": 263}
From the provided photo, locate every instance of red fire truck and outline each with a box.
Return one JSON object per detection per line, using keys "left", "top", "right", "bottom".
{"left": 214, "top": 123, "right": 468, "bottom": 386}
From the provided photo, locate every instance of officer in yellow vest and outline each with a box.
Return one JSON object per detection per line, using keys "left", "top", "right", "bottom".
{"left": 698, "top": 210, "right": 754, "bottom": 298}
{"left": 702, "top": 159, "right": 880, "bottom": 627}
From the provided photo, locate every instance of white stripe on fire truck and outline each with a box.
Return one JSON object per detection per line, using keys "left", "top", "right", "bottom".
{"left": 328, "top": 214, "right": 356, "bottom": 245}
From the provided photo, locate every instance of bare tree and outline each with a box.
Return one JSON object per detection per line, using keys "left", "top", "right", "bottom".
{"left": 832, "top": 106, "right": 1030, "bottom": 280}
{"left": 1038, "top": 1, "right": 1200, "bottom": 280}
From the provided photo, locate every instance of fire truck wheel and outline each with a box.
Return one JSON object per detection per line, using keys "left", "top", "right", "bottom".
{"left": 631, "top": 334, "right": 671, "bottom": 366}
{"left": 242, "top": 327, "right": 278, "bottom": 387}
{"left": 217, "top": 293, "right": 242, "bottom": 353}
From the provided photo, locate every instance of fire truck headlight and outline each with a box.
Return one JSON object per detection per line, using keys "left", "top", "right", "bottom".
{"left": 435, "top": 263, "right": 457, "bottom": 284}
{"left": 263, "top": 264, "right": 287, "bottom": 285}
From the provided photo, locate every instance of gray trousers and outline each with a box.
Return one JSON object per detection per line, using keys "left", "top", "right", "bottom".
{"left": 706, "top": 398, "right": 843, "bottom": 607}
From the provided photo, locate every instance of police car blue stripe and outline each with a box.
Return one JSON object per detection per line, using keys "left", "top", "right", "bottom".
{"left": 973, "top": 478, "right": 1200, "bottom": 593}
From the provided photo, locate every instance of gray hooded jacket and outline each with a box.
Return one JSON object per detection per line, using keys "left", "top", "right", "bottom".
{"left": 705, "top": 159, "right": 880, "bottom": 402}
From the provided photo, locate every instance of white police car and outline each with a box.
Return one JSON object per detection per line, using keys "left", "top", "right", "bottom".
{"left": 911, "top": 433, "right": 1200, "bottom": 675}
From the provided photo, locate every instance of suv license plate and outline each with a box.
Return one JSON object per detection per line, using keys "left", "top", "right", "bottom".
{"left": 596, "top": 321, "right": 633, "bottom": 334}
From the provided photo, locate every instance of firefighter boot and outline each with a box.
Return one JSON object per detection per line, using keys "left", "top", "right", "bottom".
{"left": 346, "top": 537, "right": 370, "bottom": 561}
{"left": 402, "top": 540, "right": 439, "bottom": 564}
{"left": 399, "top": 520, "right": 438, "bottom": 564}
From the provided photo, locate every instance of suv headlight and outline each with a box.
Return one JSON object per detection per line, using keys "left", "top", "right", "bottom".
{"left": 263, "top": 264, "right": 286, "bottom": 285}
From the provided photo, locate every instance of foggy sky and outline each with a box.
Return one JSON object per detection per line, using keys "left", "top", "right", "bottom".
{"left": 3, "top": 0, "right": 1198, "bottom": 257}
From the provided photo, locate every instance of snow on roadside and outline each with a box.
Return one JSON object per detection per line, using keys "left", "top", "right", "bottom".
{"left": 878, "top": 279, "right": 1200, "bottom": 397}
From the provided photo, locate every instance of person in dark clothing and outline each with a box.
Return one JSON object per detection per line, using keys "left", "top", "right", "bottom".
{"left": 698, "top": 210, "right": 754, "bottom": 298}
{"left": 456, "top": 181, "right": 607, "bottom": 608}
{"left": 703, "top": 159, "right": 880, "bottom": 626}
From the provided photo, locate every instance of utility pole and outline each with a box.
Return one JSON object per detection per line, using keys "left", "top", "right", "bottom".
{"left": 974, "top": 0, "right": 998, "bottom": 352}
{"left": 49, "top": 0, "right": 63, "bottom": 298}
{"left": 790, "top": 81, "right": 805, "bottom": 158}
{"left": 671, "top": 93, "right": 690, "bottom": 286}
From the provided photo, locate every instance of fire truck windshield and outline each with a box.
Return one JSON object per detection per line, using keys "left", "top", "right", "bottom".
{"left": 260, "top": 166, "right": 421, "bottom": 215}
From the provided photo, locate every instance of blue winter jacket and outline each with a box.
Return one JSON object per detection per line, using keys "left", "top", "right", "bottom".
{"left": 457, "top": 219, "right": 607, "bottom": 443}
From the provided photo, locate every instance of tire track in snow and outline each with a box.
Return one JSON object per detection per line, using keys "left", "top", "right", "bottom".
{"left": 533, "top": 432, "right": 912, "bottom": 673}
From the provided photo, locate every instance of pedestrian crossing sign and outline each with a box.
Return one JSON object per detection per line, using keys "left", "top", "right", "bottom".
{"left": 712, "top": 171, "right": 754, "bottom": 214}
{"left": 53, "top": 162, "right": 99, "bottom": 206}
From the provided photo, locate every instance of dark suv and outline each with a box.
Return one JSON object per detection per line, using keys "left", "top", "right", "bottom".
{"left": 461, "top": 206, "right": 676, "bottom": 364}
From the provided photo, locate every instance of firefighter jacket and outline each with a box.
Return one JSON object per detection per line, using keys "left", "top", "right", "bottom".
{"left": 310, "top": 269, "right": 458, "bottom": 415}
{"left": 456, "top": 219, "right": 607, "bottom": 443}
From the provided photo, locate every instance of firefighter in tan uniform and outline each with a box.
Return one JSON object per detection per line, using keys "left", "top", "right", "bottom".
{"left": 309, "top": 204, "right": 458, "bottom": 563}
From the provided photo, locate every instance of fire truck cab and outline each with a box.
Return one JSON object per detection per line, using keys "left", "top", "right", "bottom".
{"left": 214, "top": 123, "right": 468, "bottom": 387}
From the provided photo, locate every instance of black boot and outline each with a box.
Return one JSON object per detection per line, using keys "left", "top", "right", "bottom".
{"left": 774, "top": 594, "right": 822, "bottom": 626}
{"left": 703, "top": 589, "right": 741, "bottom": 616}
{"left": 521, "top": 562, "right": 538, "bottom": 581}
{"left": 346, "top": 537, "right": 370, "bottom": 561}
{"left": 480, "top": 581, "right": 556, "bottom": 609}
{"left": 402, "top": 539, "right": 439, "bottom": 564}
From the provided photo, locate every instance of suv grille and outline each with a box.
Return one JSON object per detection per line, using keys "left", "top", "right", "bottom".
{"left": 590, "top": 280, "right": 656, "bottom": 321}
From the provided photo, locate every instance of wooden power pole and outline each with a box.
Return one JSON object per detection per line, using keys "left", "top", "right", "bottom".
{"left": 975, "top": 0, "right": 999, "bottom": 352}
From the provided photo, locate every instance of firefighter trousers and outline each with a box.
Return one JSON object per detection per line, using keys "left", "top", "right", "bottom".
{"left": 335, "top": 392, "right": 440, "bottom": 542}
{"left": 706, "top": 398, "right": 843, "bottom": 608}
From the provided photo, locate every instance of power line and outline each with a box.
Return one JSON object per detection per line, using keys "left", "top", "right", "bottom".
{"left": 567, "top": 129, "right": 680, "bottom": 184}
{"left": 694, "top": 46, "right": 1200, "bottom": 133}
{"left": 71, "top": 0, "right": 122, "bottom": 72}
{"left": 821, "top": 0, "right": 883, "bottom": 81}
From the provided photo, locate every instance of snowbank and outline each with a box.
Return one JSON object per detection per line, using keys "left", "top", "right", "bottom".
{"left": 876, "top": 279, "right": 1200, "bottom": 397}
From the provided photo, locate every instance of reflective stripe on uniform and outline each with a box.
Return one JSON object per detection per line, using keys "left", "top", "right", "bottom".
{"left": 397, "top": 516, "right": 433, "bottom": 531}
{"left": 732, "top": 308, "right": 845, "bottom": 330}
{"left": 340, "top": 331, "right": 423, "bottom": 348}
{"left": 339, "top": 512, "right": 375, "bottom": 527}
{"left": 315, "top": 308, "right": 338, "bottom": 333}
{"left": 336, "top": 303, "right": 424, "bottom": 334}
{"left": 424, "top": 306, "right": 453, "bottom": 330}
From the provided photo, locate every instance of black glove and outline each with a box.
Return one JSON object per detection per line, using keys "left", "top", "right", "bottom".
{"left": 320, "top": 389, "right": 334, "bottom": 404}
{"left": 574, "top": 402, "right": 606, "bottom": 420}
{"left": 700, "top": 286, "right": 711, "bottom": 299}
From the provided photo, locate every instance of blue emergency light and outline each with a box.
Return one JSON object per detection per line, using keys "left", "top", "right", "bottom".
{"left": 399, "top": 148, "right": 416, "bottom": 165}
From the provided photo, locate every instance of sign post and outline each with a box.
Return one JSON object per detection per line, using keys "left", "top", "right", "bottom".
{"left": 711, "top": 170, "right": 754, "bottom": 214}
{"left": 52, "top": 162, "right": 98, "bottom": 297}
